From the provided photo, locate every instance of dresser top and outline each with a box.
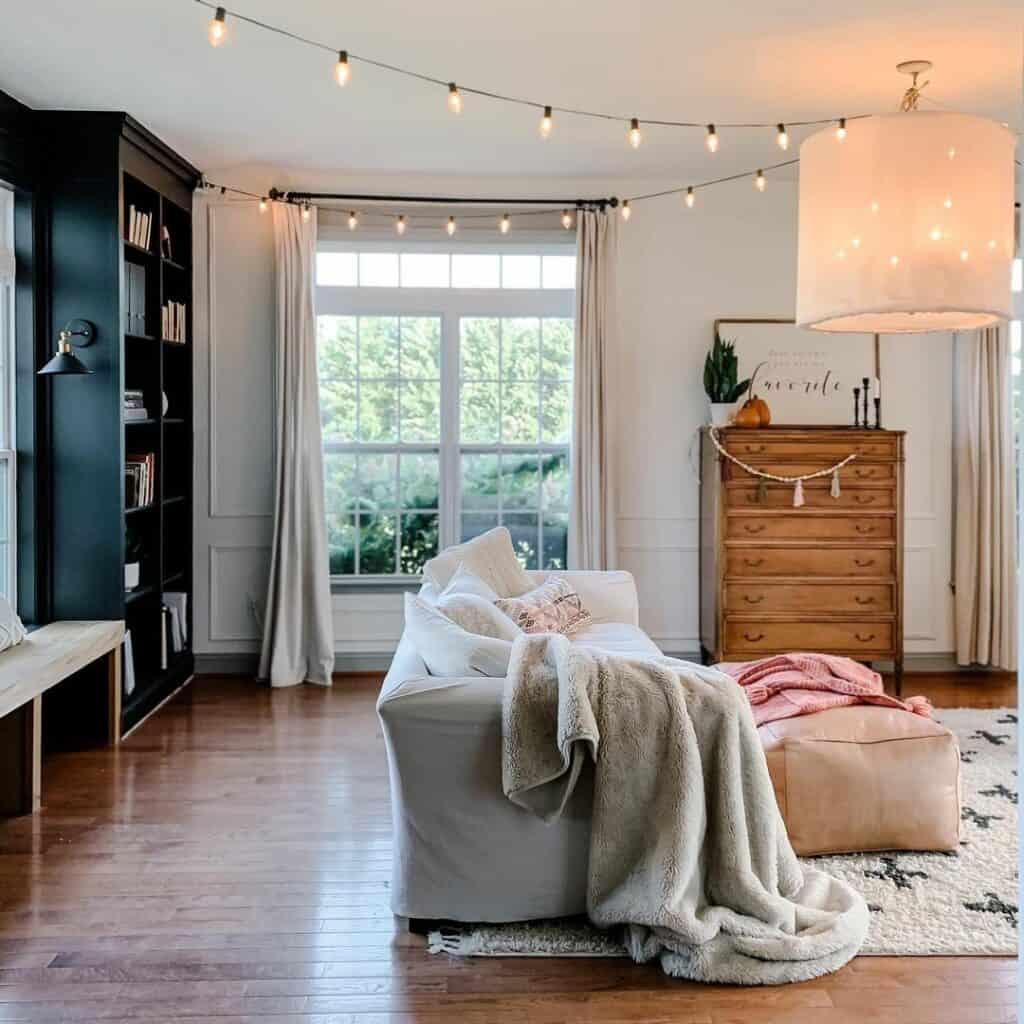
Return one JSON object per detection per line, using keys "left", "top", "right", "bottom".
{"left": 708, "top": 425, "right": 906, "bottom": 435}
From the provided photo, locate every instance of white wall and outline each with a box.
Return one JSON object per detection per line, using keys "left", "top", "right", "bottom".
{"left": 192, "top": 168, "right": 955, "bottom": 666}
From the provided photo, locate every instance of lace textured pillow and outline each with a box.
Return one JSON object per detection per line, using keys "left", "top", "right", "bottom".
{"left": 495, "top": 577, "right": 592, "bottom": 636}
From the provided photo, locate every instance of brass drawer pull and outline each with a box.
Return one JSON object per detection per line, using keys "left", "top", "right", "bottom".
{"left": 854, "top": 468, "right": 875, "bottom": 479}
{"left": 854, "top": 557, "right": 875, "bottom": 567}
{"left": 744, "top": 632, "right": 766, "bottom": 642}
{"left": 855, "top": 632, "right": 876, "bottom": 642}
{"left": 853, "top": 495, "right": 876, "bottom": 505}
{"left": 855, "top": 595, "right": 875, "bottom": 605}
{"left": 743, "top": 595, "right": 765, "bottom": 604}
{"left": 855, "top": 524, "right": 875, "bottom": 534}
{"left": 743, "top": 523, "right": 766, "bottom": 534}
{"left": 743, "top": 557, "right": 764, "bottom": 568}
{"left": 744, "top": 444, "right": 767, "bottom": 454}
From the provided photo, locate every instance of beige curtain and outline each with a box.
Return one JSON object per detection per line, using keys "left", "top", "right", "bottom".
{"left": 258, "top": 204, "right": 335, "bottom": 686}
{"left": 569, "top": 210, "right": 617, "bottom": 570}
{"left": 953, "top": 325, "right": 1017, "bottom": 670}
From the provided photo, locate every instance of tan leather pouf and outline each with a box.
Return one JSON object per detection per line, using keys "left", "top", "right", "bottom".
{"left": 759, "top": 705, "right": 961, "bottom": 856}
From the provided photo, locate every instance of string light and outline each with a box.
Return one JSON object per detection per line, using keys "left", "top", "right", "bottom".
{"left": 446, "top": 215, "right": 457, "bottom": 236}
{"left": 561, "top": 209, "right": 573, "bottom": 229}
{"left": 208, "top": 6, "right": 226, "bottom": 46}
{"left": 539, "top": 106, "right": 553, "bottom": 139}
{"left": 706, "top": 124, "right": 719, "bottom": 153}
{"left": 499, "top": 213, "right": 511, "bottom": 234}
{"left": 448, "top": 83, "right": 463, "bottom": 115}
{"left": 395, "top": 214, "right": 407, "bottom": 235}
{"left": 685, "top": 187, "right": 695, "bottom": 208}
{"left": 628, "top": 118, "right": 642, "bottom": 149}
{"left": 335, "top": 50, "right": 351, "bottom": 86}
{"left": 776, "top": 123, "right": 788, "bottom": 150}
{"left": 347, "top": 210, "right": 358, "bottom": 230}
{"left": 620, "top": 199, "right": 631, "bottom": 221}
{"left": 755, "top": 169, "right": 766, "bottom": 192}
{"left": 301, "top": 203, "right": 311, "bottom": 222}
{"left": 836, "top": 118, "right": 847, "bottom": 140}
{"left": 259, "top": 196, "right": 268, "bottom": 213}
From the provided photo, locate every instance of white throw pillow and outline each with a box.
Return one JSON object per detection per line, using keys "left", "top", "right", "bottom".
{"left": 441, "top": 562, "right": 501, "bottom": 602}
{"left": 403, "top": 592, "right": 512, "bottom": 677}
{"left": 438, "top": 592, "right": 523, "bottom": 642}
{"left": 422, "top": 527, "right": 533, "bottom": 598}
{"left": 0, "top": 596, "right": 26, "bottom": 652}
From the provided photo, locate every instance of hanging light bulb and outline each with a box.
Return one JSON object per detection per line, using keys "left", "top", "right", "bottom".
{"left": 684, "top": 187, "right": 695, "bottom": 208}
{"left": 755, "top": 169, "right": 766, "bottom": 192}
{"left": 499, "top": 213, "right": 511, "bottom": 234}
{"left": 208, "top": 6, "right": 227, "bottom": 46}
{"left": 259, "top": 197, "right": 268, "bottom": 214}
{"left": 395, "top": 214, "right": 407, "bottom": 236}
{"left": 776, "top": 123, "right": 789, "bottom": 150}
{"left": 539, "top": 106, "right": 553, "bottom": 139}
{"left": 301, "top": 203, "right": 311, "bottom": 222}
{"left": 836, "top": 117, "right": 847, "bottom": 141}
{"left": 620, "top": 200, "right": 631, "bottom": 222}
{"left": 335, "top": 50, "right": 351, "bottom": 86}
{"left": 560, "top": 209, "right": 573, "bottom": 230}
{"left": 447, "top": 83, "right": 463, "bottom": 115}
{"left": 446, "top": 215, "right": 457, "bottom": 236}
{"left": 347, "top": 210, "right": 358, "bottom": 231}
{"left": 628, "top": 118, "right": 642, "bottom": 149}
{"left": 705, "top": 124, "right": 718, "bottom": 153}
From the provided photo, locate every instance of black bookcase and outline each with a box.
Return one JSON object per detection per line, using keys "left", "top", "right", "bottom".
{"left": 36, "top": 113, "right": 200, "bottom": 733}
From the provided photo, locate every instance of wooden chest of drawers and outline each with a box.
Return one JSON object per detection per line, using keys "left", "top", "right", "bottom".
{"left": 699, "top": 426, "right": 905, "bottom": 688}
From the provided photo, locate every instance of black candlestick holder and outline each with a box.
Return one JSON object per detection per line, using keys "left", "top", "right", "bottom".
{"left": 861, "top": 378, "right": 870, "bottom": 428}
{"left": 873, "top": 396, "right": 881, "bottom": 430}
{"left": 853, "top": 387, "right": 861, "bottom": 427}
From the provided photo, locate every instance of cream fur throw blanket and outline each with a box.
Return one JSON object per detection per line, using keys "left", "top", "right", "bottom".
{"left": 502, "top": 634, "right": 868, "bottom": 985}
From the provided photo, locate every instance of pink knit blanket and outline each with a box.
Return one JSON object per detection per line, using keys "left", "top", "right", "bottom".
{"left": 717, "top": 652, "right": 932, "bottom": 727}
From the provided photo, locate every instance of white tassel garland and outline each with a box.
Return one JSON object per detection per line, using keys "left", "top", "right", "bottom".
{"left": 793, "top": 479, "right": 804, "bottom": 507}
{"left": 831, "top": 470, "right": 841, "bottom": 499}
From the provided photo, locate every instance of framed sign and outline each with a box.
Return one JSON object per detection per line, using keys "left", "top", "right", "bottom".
{"left": 714, "top": 318, "right": 879, "bottom": 425}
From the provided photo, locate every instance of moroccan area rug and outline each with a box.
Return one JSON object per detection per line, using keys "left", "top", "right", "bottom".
{"left": 429, "top": 708, "right": 1018, "bottom": 958}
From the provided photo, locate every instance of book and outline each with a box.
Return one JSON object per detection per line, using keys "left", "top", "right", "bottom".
{"left": 123, "top": 630, "right": 136, "bottom": 697}
{"left": 160, "top": 225, "right": 172, "bottom": 261}
{"left": 123, "top": 408, "right": 149, "bottom": 422}
{"left": 128, "top": 205, "right": 137, "bottom": 246}
{"left": 163, "top": 591, "right": 188, "bottom": 648}
{"left": 125, "top": 451, "right": 156, "bottom": 507}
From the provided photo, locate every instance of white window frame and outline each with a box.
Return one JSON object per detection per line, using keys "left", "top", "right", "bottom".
{"left": 0, "top": 187, "right": 16, "bottom": 607}
{"left": 316, "top": 238, "right": 575, "bottom": 584}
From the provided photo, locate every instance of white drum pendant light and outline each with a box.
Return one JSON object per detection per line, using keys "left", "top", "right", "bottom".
{"left": 797, "top": 62, "right": 1016, "bottom": 333}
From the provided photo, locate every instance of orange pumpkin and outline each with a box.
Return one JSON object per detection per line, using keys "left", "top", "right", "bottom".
{"left": 750, "top": 395, "right": 771, "bottom": 426}
{"left": 733, "top": 399, "right": 761, "bottom": 428}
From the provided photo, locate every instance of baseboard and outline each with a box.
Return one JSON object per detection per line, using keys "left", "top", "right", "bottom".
{"left": 194, "top": 652, "right": 396, "bottom": 677}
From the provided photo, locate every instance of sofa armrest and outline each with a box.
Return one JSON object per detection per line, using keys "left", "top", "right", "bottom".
{"left": 525, "top": 569, "right": 639, "bottom": 626}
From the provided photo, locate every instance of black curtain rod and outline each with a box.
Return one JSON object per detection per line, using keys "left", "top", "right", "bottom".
{"left": 269, "top": 188, "right": 618, "bottom": 209}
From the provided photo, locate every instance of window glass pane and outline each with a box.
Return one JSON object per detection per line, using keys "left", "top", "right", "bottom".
{"left": 542, "top": 254, "right": 576, "bottom": 289}
{"left": 320, "top": 378, "right": 357, "bottom": 442}
{"left": 541, "top": 318, "right": 573, "bottom": 380}
{"left": 502, "top": 318, "right": 540, "bottom": 379}
{"left": 541, "top": 382, "right": 572, "bottom": 444}
{"left": 400, "top": 513, "right": 439, "bottom": 574}
{"left": 542, "top": 514, "right": 569, "bottom": 570}
{"left": 502, "top": 254, "right": 541, "bottom": 289}
{"left": 462, "top": 511, "right": 500, "bottom": 543}
{"left": 400, "top": 452, "right": 440, "bottom": 509}
{"left": 460, "top": 382, "right": 500, "bottom": 443}
{"left": 324, "top": 453, "right": 357, "bottom": 575}
{"left": 359, "top": 381, "right": 399, "bottom": 442}
{"left": 317, "top": 252, "right": 357, "bottom": 286}
{"left": 328, "top": 520, "right": 356, "bottom": 575}
{"left": 359, "top": 317, "right": 399, "bottom": 378}
{"left": 452, "top": 253, "right": 500, "bottom": 289}
{"left": 400, "top": 380, "right": 441, "bottom": 442}
{"left": 541, "top": 452, "right": 570, "bottom": 510}
{"left": 461, "top": 453, "right": 499, "bottom": 510}
{"left": 501, "top": 453, "right": 539, "bottom": 510}
{"left": 460, "top": 317, "right": 499, "bottom": 379}
{"left": 401, "top": 252, "right": 450, "bottom": 288}
{"left": 401, "top": 317, "right": 441, "bottom": 378}
{"left": 502, "top": 382, "right": 539, "bottom": 444}
{"left": 359, "top": 252, "right": 399, "bottom": 287}
{"left": 504, "top": 512, "right": 539, "bottom": 569}
{"left": 358, "top": 452, "right": 397, "bottom": 509}
{"left": 359, "top": 514, "right": 397, "bottom": 573}
{"left": 318, "top": 315, "right": 357, "bottom": 378}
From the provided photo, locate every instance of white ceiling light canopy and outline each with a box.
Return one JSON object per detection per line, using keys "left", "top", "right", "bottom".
{"left": 796, "top": 61, "right": 1016, "bottom": 334}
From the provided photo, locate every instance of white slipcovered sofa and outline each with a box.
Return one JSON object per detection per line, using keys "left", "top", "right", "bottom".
{"left": 377, "top": 567, "right": 649, "bottom": 923}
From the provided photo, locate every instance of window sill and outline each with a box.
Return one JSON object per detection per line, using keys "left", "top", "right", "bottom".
{"left": 330, "top": 576, "right": 423, "bottom": 596}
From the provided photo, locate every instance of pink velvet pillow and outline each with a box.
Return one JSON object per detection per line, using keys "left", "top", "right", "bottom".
{"left": 495, "top": 577, "right": 592, "bottom": 636}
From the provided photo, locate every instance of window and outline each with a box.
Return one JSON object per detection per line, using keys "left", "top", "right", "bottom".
{"left": 316, "top": 241, "right": 575, "bottom": 580}
{"left": 0, "top": 187, "right": 14, "bottom": 606}
{"left": 1011, "top": 257, "right": 1023, "bottom": 531}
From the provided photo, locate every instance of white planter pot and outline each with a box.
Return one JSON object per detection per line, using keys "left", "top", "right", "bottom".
{"left": 707, "top": 402, "right": 735, "bottom": 427}
{"left": 125, "top": 562, "right": 140, "bottom": 591}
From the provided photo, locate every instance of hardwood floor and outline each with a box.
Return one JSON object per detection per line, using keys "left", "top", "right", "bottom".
{"left": 0, "top": 670, "right": 1015, "bottom": 1023}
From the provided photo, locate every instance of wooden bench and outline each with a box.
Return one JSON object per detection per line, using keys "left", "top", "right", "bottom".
{"left": 0, "top": 621, "right": 124, "bottom": 816}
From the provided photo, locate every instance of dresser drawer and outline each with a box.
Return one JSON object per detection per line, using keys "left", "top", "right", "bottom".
{"left": 726, "top": 546, "right": 895, "bottom": 578}
{"left": 722, "top": 461, "right": 895, "bottom": 483}
{"left": 725, "top": 619, "right": 894, "bottom": 655}
{"left": 726, "top": 484, "right": 895, "bottom": 511}
{"left": 724, "top": 582, "right": 895, "bottom": 614}
{"left": 726, "top": 515, "right": 894, "bottom": 541}
{"left": 722, "top": 436, "right": 898, "bottom": 460}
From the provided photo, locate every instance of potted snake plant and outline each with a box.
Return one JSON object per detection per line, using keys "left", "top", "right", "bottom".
{"left": 703, "top": 332, "right": 751, "bottom": 426}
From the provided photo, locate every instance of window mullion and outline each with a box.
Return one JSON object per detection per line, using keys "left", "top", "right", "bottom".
{"left": 440, "top": 307, "right": 460, "bottom": 551}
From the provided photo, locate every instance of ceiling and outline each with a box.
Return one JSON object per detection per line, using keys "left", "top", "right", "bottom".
{"left": 0, "top": 0, "right": 1020, "bottom": 182}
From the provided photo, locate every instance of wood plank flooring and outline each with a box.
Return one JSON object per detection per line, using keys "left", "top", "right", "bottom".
{"left": 0, "top": 670, "right": 1015, "bottom": 1023}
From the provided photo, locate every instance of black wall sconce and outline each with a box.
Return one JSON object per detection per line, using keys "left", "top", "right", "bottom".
{"left": 38, "top": 319, "right": 95, "bottom": 376}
